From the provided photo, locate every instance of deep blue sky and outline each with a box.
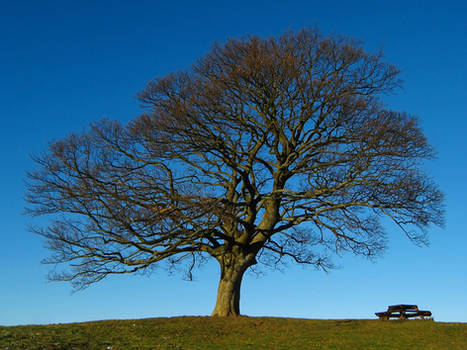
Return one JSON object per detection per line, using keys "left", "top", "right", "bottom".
{"left": 1, "top": 1, "right": 466, "bottom": 325}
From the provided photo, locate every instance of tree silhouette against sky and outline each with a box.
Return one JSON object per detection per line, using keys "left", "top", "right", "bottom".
{"left": 26, "top": 28, "right": 444, "bottom": 316}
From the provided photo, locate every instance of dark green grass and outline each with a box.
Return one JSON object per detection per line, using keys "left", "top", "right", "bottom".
{"left": 1, "top": 317, "right": 466, "bottom": 349}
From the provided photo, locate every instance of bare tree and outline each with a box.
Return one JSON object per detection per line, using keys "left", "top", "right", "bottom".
{"left": 26, "top": 28, "right": 444, "bottom": 317}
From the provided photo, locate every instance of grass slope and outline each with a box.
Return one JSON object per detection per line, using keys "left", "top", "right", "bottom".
{"left": 1, "top": 317, "right": 466, "bottom": 349}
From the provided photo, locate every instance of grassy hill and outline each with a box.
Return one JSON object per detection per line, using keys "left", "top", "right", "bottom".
{"left": 1, "top": 316, "right": 466, "bottom": 349}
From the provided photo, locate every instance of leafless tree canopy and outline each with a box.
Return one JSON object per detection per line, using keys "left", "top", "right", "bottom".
{"left": 26, "top": 28, "right": 444, "bottom": 316}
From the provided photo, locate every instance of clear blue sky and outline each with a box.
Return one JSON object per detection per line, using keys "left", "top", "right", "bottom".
{"left": 1, "top": 0, "right": 466, "bottom": 326}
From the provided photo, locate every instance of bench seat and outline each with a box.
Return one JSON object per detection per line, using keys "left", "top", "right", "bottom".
{"left": 375, "top": 308, "right": 432, "bottom": 320}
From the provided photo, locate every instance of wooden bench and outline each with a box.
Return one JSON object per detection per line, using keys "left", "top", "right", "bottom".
{"left": 375, "top": 304, "right": 432, "bottom": 320}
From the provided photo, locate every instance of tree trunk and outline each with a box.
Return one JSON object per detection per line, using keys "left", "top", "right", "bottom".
{"left": 211, "top": 253, "right": 254, "bottom": 316}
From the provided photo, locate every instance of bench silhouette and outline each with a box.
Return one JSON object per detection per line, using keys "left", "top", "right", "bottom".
{"left": 375, "top": 304, "right": 432, "bottom": 320}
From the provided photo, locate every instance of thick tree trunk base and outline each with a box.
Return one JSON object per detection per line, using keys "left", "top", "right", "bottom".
{"left": 211, "top": 253, "right": 255, "bottom": 317}
{"left": 211, "top": 280, "right": 241, "bottom": 316}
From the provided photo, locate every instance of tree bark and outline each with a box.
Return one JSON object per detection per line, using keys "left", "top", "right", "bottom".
{"left": 211, "top": 252, "right": 255, "bottom": 316}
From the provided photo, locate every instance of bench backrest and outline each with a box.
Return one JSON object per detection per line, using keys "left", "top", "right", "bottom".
{"left": 387, "top": 304, "right": 419, "bottom": 312}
